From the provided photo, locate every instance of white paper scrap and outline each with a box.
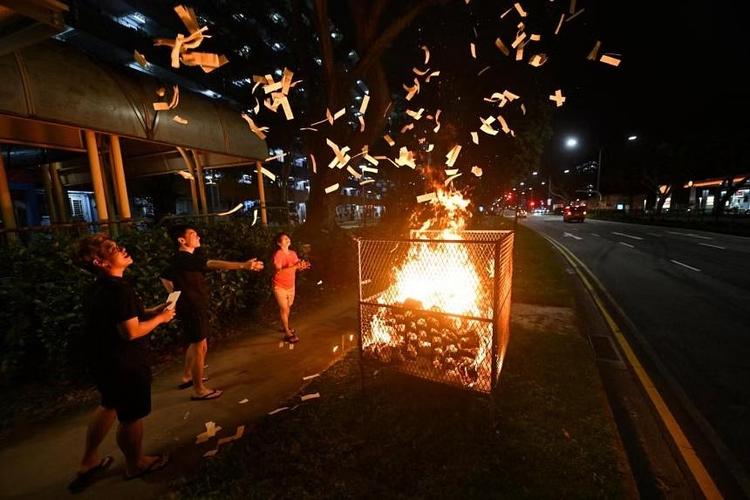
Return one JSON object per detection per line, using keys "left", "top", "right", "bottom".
{"left": 303, "top": 373, "right": 320, "bottom": 381}
{"left": 471, "top": 131, "right": 479, "bottom": 144}
{"left": 417, "top": 192, "right": 437, "bottom": 203}
{"left": 444, "top": 173, "right": 462, "bottom": 186}
{"left": 217, "top": 203, "right": 243, "bottom": 216}
{"left": 514, "top": 2, "right": 527, "bottom": 17}
{"left": 325, "top": 183, "right": 340, "bottom": 194}
{"left": 554, "top": 13, "right": 565, "bottom": 35}
{"left": 445, "top": 145, "right": 462, "bottom": 167}
{"left": 587, "top": 41, "right": 602, "bottom": 61}
{"left": 238, "top": 398, "right": 249, "bottom": 404}
{"left": 359, "top": 94, "right": 370, "bottom": 115}
{"left": 600, "top": 54, "right": 621, "bottom": 67}
{"left": 549, "top": 89, "right": 566, "bottom": 107}
{"left": 347, "top": 166, "right": 362, "bottom": 179}
{"left": 470, "top": 42, "right": 477, "bottom": 59}
{"left": 134, "top": 50, "right": 148, "bottom": 68}
{"left": 173, "top": 115, "right": 188, "bottom": 125}
{"left": 301, "top": 392, "right": 321, "bottom": 402}
{"left": 421, "top": 45, "right": 430, "bottom": 64}
{"left": 268, "top": 406, "right": 289, "bottom": 415}
{"left": 471, "top": 166, "right": 483, "bottom": 177}
{"left": 260, "top": 167, "right": 276, "bottom": 181}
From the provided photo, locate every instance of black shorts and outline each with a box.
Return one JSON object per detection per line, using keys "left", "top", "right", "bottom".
{"left": 179, "top": 309, "right": 210, "bottom": 344}
{"left": 97, "top": 366, "right": 152, "bottom": 422}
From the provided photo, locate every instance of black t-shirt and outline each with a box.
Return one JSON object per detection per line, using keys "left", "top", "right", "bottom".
{"left": 84, "top": 275, "right": 148, "bottom": 374}
{"left": 161, "top": 249, "right": 210, "bottom": 315}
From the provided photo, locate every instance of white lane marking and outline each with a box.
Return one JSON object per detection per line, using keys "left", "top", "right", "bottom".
{"left": 591, "top": 233, "right": 601, "bottom": 237}
{"left": 612, "top": 231, "right": 643, "bottom": 240}
{"left": 619, "top": 242, "right": 634, "bottom": 248}
{"left": 670, "top": 259, "right": 701, "bottom": 272}
{"left": 563, "top": 232, "right": 582, "bottom": 240}
{"left": 698, "top": 242, "right": 726, "bottom": 250}
{"left": 668, "top": 231, "right": 712, "bottom": 240}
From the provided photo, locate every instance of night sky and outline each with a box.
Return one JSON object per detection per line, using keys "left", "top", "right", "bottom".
{"left": 60, "top": 0, "right": 750, "bottom": 188}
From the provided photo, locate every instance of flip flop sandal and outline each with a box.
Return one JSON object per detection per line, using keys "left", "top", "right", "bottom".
{"left": 191, "top": 389, "right": 223, "bottom": 401}
{"left": 68, "top": 455, "right": 114, "bottom": 492}
{"left": 283, "top": 334, "right": 300, "bottom": 344}
{"left": 124, "top": 454, "right": 170, "bottom": 480}
{"left": 177, "top": 377, "right": 209, "bottom": 390}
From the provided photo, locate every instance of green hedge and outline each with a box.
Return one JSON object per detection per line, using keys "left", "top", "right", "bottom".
{"left": 0, "top": 220, "right": 278, "bottom": 385}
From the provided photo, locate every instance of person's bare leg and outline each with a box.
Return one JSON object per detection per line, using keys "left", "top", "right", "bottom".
{"left": 117, "top": 419, "right": 159, "bottom": 476}
{"left": 287, "top": 292, "right": 295, "bottom": 332}
{"left": 181, "top": 344, "right": 195, "bottom": 384}
{"left": 192, "top": 339, "right": 215, "bottom": 396}
{"left": 280, "top": 302, "right": 291, "bottom": 335}
{"left": 78, "top": 406, "right": 116, "bottom": 473}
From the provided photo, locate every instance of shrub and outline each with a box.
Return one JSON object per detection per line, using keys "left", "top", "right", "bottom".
{"left": 0, "top": 220, "right": 278, "bottom": 385}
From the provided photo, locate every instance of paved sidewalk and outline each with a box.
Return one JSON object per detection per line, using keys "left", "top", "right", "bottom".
{"left": 0, "top": 295, "right": 358, "bottom": 499}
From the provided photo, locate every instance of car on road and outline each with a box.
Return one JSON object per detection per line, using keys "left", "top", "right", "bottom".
{"left": 563, "top": 205, "right": 586, "bottom": 222}
{"left": 516, "top": 208, "right": 528, "bottom": 218}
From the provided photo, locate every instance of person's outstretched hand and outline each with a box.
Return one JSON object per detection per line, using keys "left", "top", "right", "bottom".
{"left": 245, "top": 258, "right": 264, "bottom": 271}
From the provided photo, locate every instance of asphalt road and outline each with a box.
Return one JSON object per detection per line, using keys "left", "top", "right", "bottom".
{"left": 522, "top": 214, "right": 750, "bottom": 485}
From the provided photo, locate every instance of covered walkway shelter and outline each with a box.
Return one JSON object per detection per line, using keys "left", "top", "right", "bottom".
{"left": 0, "top": 30, "right": 268, "bottom": 240}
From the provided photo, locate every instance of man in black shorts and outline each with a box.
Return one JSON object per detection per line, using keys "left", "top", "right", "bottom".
{"left": 161, "top": 225, "right": 263, "bottom": 400}
{"left": 69, "top": 234, "right": 175, "bottom": 492}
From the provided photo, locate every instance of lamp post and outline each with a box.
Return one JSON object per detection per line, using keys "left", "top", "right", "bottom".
{"left": 565, "top": 135, "right": 638, "bottom": 205}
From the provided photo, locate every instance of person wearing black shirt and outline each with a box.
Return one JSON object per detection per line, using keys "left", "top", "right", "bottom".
{"left": 68, "top": 234, "right": 175, "bottom": 492}
{"left": 161, "top": 225, "right": 263, "bottom": 400}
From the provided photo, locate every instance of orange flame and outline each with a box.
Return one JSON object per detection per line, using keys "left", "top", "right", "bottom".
{"left": 365, "top": 188, "right": 492, "bottom": 388}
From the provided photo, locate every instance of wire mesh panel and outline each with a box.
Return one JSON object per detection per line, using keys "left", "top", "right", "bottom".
{"left": 358, "top": 231, "right": 514, "bottom": 394}
{"left": 410, "top": 229, "right": 512, "bottom": 243}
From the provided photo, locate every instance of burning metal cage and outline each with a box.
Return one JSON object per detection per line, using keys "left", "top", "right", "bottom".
{"left": 357, "top": 230, "right": 514, "bottom": 394}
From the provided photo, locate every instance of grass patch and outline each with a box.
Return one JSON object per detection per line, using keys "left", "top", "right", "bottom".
{"left": 472, "top": 216, "right": 573, "bottom": 307}
{"left": 177, "top": 216, "right": 624, "bottom": 499}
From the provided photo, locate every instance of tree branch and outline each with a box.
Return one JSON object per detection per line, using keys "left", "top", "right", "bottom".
{"left": 353, "top": 0, "right": 441, "bottom": 79}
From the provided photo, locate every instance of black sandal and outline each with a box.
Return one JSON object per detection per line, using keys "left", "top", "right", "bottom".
{"left": 283, "top": 333, "right": 300, "bottom": 344}
{"left": 68, "top": 456, "right": 114, "bottom": 492}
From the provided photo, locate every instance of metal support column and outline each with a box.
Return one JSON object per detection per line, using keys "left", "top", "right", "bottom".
{"left": 0, "top": 151, "right": 18, "bottom": 241}
{"left": 109, "top": 135, "right": 131, "bottom": 221}
{"left": 84, "top": 129, "right": 109, "bottom": 227}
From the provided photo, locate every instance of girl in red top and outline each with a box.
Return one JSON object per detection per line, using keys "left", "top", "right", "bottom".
{"left": 272, "top": 232, "right": 310, "bottom": 343}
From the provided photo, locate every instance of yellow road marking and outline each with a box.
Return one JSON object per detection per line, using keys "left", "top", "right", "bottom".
{"left": 544, "top": 235, "right": 723, "bottom": 499}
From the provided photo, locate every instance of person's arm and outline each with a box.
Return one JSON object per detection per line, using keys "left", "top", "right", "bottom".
{"left": 117, "top": 308, "right": 175, "bottom": 341}
{"left": 144, "top": 302, "right": 169, "bottom": 316}
{"left": 160, "top": 277, "right": 174, "bottom": 293}
{"left": 207, "top": 258, "right": 264, "bottom": 271}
